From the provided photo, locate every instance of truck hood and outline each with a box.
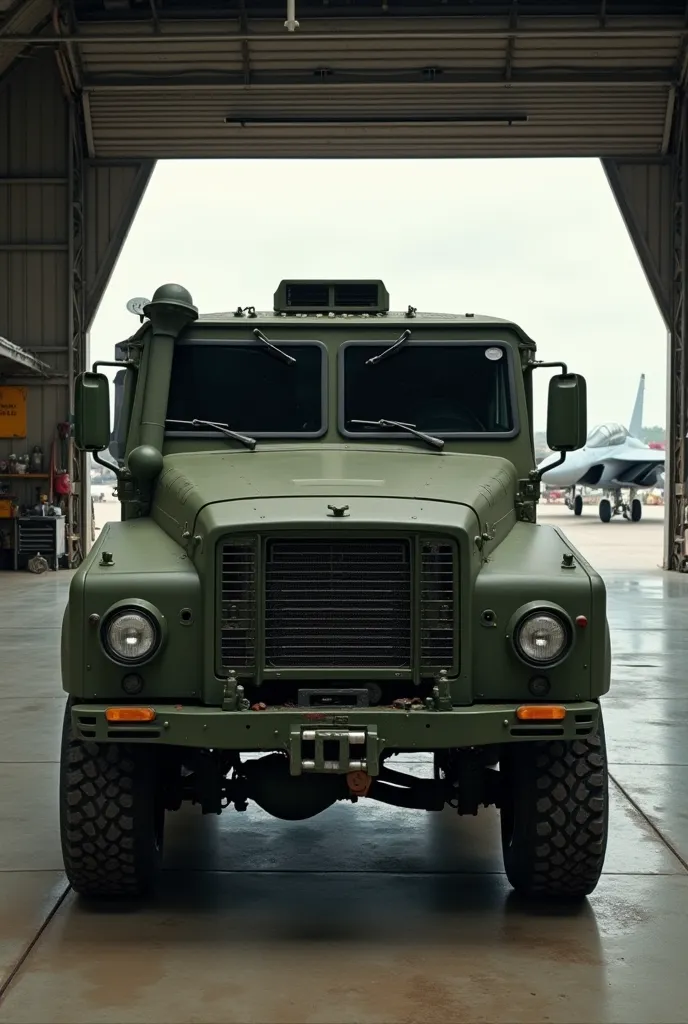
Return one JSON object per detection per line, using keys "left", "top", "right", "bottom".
{"left": 153, "top": 445, "right": 518, "bottom": 537}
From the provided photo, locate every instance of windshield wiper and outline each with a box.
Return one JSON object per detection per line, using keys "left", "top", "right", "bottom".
{"left": 253, "top": 328, "right": 296, "bottom": 365}
{"left": 165, "top": 419, "right": 256, "bottom": 450}
{"left": 365, "top": 329, "right": 412, "bottom": 366}
{"left": 350, "top": 419, "right": 444, "bottom": 450}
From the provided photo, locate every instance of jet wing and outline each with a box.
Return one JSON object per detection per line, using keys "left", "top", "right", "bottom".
{"left": 609, "top": 449, "right": 665, "bottom": 486}
{"left": 611, "top": 449, "right": 665, "bottom": 464}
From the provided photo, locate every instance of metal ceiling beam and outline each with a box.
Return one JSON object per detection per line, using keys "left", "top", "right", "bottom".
{"left": 239, "top": 0, "right": 252, "bottom": 86}
{"left": 51, "top": 2, "right": 97, "bottom": 158}
{"left": 0, "top": 176, "right": 67, "bottom": 184}
{"left": 80, "top": 72, "right": 676, "bottom": 91}
{"left": 0, "top": 336, "right": 50, "bottom": 378}
{"left": 503, "top": 1, "right": 519, "bottom": 83}
{"left": 148, "top": 0, "right": 161, "bottom": 33}
{"left": 4, "top": 25, "right": 687, "bottom": 44}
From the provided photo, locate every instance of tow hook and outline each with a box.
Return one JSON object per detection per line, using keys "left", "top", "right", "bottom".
{"left": 346, "top": 770, "right": 372, "bottom": 797}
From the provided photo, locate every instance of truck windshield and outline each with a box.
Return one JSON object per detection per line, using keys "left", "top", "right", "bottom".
{"left": 342, "top": 342, "right": 515, "bottom": 436}
{"left": 165, "top": 341, "right": 324, "bottom": 436}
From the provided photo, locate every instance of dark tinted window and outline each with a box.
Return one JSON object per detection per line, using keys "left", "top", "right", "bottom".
{"left": 343, "top": 343, "right": 514, "bottom": 435}
{"left": 166, "top": 342, "right": 324, "bottom": 435}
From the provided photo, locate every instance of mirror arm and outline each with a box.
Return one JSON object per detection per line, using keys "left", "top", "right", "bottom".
{"left": 92, "top": 359, "right": 136, "bottom": 372}
{"left": 527, "top": 360, "right": 569, "bottom": 375}
{"left": 92, "top": 450, "right": 123, "bottom": 478}
{"left": 534, "top": 450, "right": 566, "bottom": 485}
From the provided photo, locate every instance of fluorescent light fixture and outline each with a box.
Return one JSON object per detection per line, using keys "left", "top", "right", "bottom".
{"left": 224, "top": 115, "right": 529, "bottom": 127}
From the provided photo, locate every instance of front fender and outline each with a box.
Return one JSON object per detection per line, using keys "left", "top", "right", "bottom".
{"left": 472, "top": 522, "right": 607, "bottom": 702}
{"left": 63, "top": 518, "right": 202, "bottom": 701}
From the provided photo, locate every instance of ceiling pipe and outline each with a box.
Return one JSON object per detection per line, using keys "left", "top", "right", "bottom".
{"left": 284, "top": 0, "right": 299, "bottom": 32}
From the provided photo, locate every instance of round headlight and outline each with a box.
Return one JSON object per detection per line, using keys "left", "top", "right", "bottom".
{"left": 102, "top": 610, "right": 159, "bottom": 665}
{"left": 514, "top": 611, "right": 569, "bottom": 666}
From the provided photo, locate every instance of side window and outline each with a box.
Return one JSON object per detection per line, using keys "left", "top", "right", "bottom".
{"left": 109, "top": 369, "right": 127, "bottom": 465}
{"left": 108, "top": 341, "right": 129, "bottom": 466}
{"left": 487, "top": 358, "right": 510, "bottom": 431}
{"left": 495, "top": 362, "right": 509, "bottom": 430}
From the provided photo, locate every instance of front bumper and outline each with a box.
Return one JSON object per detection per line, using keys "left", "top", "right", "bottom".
{"left": 71, "top": 701, "right": 600, "bottom": 777}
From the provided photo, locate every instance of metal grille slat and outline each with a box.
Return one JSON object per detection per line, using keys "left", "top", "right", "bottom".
{"left": 420, "top": 542, "right": 456, "bottom": 670}
{"left": 265, "top": 540, "right": 411, "bottom": 669}
{"left": 219, "top": 542, "right": 257, "bottom": 669}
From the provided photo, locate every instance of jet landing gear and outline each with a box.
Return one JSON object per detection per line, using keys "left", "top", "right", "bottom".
{"left": 565, "top": 489, "right": 584, "bottom": 516}
{"left": 598, "top": 491, "right": 642, "bottom": 523}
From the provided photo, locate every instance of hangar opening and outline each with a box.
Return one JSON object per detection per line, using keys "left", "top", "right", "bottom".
{"left": 1, "top": 0, "right": 686, "bottom": 569}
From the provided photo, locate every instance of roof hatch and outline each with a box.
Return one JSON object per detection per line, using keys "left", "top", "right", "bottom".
{"left": 274, "top": 279, "right": 389, "bottom": 314}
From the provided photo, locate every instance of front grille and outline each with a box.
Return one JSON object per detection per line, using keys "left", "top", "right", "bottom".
{"left": 219, "top": 542, "right": 257, "bottom": 669}
{"left": 218, "top": 535, "right": 457, "bottom": 675}
{"left": 265, "top": 540, "right": 412, "bottom": 668}
{"left": 420, "top": 542, "right": 455, "bottom": 669}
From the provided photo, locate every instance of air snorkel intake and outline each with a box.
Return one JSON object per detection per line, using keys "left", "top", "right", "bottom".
{"left": 138, "top": 284, "right": 198, "bottom": 452}
{"left": 127, "top": 284, "right": 198, "bottom": 508}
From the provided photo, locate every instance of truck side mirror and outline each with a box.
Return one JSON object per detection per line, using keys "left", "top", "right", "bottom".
{"left": 74, "top": 371, "right": 111, "bottom": 452}
{"left": 547, "top": 373, "right": 587, "bottom": 452}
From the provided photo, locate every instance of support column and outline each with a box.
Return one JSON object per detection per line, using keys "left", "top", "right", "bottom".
{"left": 669, "top": 93, "right": 688, "bottom": 571}
{"left": 68, "top": 101, "right": 88, "bottom": 564}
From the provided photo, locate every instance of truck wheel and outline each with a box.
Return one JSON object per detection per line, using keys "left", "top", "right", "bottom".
{"left": 599, "top": 498, "right": 611, "bottom": 523}
{"left": 499, "top": 717, "right": 608, "bottom": 900}
{"left": 573, "top": 493, "right": 583, "bottom": 516}
{"left": 59, "top": 700, "right": 165, "bottom": 899}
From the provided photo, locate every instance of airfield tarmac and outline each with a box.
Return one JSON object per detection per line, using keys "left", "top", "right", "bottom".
{"left": 537, "top": 500, "right": 665, "bottom": 572}
{"left": 0, "top": 497, "right": 686, "bottom": 1024}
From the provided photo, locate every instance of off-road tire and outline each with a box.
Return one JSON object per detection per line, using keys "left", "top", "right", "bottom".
{"left": 499, "top": 715, "right": 608, "bottom": 900}
{"left": 599, "top": 498, "right": 612, "bottom": 523}
{"left": 59, "top": 700, "right": 165, "bottom": 899}
{"left": 573, "top": 493, "right": 583, "bottom": 516}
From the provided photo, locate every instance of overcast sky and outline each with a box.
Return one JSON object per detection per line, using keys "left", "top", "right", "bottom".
{"left": 91, "top": 157, "right": 667, "bottom": 433}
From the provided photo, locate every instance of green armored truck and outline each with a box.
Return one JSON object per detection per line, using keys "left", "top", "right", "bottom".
{"left": 61, "top": 280, "right": 610, "bottom": 901}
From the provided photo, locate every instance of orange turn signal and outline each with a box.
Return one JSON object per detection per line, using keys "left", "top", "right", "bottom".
{"left": 105, "top": 707, "right": 156, "bottom": 723}
{"left": 516, "top": 705, "right": 566, "bottom": 721}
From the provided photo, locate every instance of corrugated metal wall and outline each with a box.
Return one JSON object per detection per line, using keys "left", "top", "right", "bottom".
{"left": 604, "top": 159, "right": 674, "bottom": 328}
{"left": 85, "top": 160, "right": 153, "bottom": 327}
{"left": 0, "top": 48, "right": 153, "bottom": 548}
{"left": 0, "top": 50, "right": 70, "bottom": 490}
{"left": 603, "top": 158, "right": 678, "bottom": 567}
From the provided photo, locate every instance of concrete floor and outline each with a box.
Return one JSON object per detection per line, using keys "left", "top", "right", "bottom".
{"left": 0, "top": 503, "right": 687, "bottom": 1023}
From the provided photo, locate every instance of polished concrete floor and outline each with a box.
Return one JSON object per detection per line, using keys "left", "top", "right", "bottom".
{"left": 0, "top": 505, "right": 686, "bottom": 1023}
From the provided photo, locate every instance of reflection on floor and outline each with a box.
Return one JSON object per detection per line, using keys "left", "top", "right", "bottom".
{"left": 0, "top": 564, "right": 686, "bottom": 1024}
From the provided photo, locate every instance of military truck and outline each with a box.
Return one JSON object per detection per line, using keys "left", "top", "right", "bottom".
{"left": 61, "top": 280, "right": 610, "bottom": 901}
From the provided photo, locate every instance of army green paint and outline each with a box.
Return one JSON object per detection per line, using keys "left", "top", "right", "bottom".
{"left": 64, "top": 282, "right": 610, "bottom": 744}
{"left": 70, "top": 701, "right": 601, "bottom": 768}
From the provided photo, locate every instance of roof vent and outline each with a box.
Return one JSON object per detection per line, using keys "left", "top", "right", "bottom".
{"left": 274, "top": 280, "right": 389, "bottom": 314}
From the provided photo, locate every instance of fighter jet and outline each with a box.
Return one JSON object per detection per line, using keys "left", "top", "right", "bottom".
{"left": 539, "top": 373, "right": 664, "bottom": 523}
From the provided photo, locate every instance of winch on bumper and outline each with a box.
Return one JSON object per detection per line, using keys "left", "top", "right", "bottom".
{"left": 70, "top": 700, "right": 600, "bottom": 776}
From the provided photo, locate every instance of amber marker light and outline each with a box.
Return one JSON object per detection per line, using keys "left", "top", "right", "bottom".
{"left": 516, "top": 705, "right": 566, "bottom": 721}
{"left": 105, "top": 707, "right": 156, "bottom": 723}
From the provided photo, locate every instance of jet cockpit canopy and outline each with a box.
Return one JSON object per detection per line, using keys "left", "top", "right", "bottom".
{"left": 586, "top": 423, "right": 628, "bottom": 448}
